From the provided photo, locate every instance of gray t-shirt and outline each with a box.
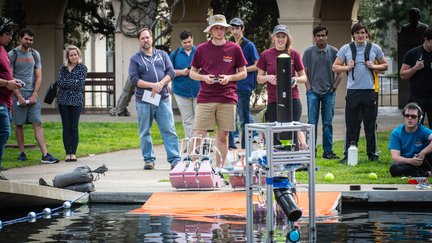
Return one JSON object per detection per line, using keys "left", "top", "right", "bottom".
{"left": 302, "top": 44, "right": 338, "bottom": 95}
{"left": 336, "top": 42, "right": 384, "bottom": 90}
{"left": 8, "top": 48, "right": 42, "bottom": 92}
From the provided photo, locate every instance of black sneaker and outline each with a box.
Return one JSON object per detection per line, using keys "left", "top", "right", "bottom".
{"left": 144, "top": 162, "right": 155, "bottom": 170}
{"left": 41, "top": 153, "right": 60, "bottom": 164}
{"left": 323, "top": 152, "right": 341, "bottom": 160}
{"left": 368, "top": 155, "right": 379, "bottom": 162}
{"left": 117, "top": 110, "right": 131, "bottom": 116}
{"left": 229, "top": 145, "right": 238, "bottom": 150}
{"left": 17, "top": 152, "right": 27, "bottom": 161}
{"left": 170, "top": 162, "right": 178, "bottom": 170}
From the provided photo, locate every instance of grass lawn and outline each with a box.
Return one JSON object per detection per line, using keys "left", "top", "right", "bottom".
{"left": 3, "top": 121, "right": 184, "bottom": 169}
{"left": 296, "top": 131, "right": 403, "bottom": 184}
{"left": 3, "top": 121, "right": 402, "bottom": 184}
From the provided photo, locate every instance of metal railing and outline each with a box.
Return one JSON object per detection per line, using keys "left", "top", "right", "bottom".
{"left": 83, "top": 72, "right": 115, "bottom": 113}
{"left": 378, "top": 75, "right": 398, "bottom": 107}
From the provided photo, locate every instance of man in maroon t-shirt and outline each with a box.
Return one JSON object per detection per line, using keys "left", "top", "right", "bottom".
{"left": 0, "top": 17, "right": 22, "bottom": 179}
{"left": 189, "top": 14, "right": 247, "bottom": 172}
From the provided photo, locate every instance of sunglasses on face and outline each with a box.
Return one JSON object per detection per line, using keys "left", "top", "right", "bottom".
{"left": 403, "top": 114, "right": 419, "bottom": 119}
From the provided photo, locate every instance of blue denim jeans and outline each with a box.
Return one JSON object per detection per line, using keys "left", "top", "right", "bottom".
{"left": 306, "top": 89, "right": 336, "bottom": 153}
{"left": 229, "top": 90, "right": 256, "bottom": 149}
{"left": 136, "top": 101, "right": 180, "bottom": 164}
{"left": 0, "top": 105, "right": 11, "bottom": 164}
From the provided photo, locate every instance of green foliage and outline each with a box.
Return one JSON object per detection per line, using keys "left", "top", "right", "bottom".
{"left": 63, "top": 0, "right": 115, "bottom": 49}
{"left": 295, "top": 131, "right": 403, "bottom": 184}
{"left": 359, "top": 0, "right": 432, "bottom": 59}
{"left": 1, "top": 0, "right": 26, "bottom": 50}
{"left": 210, "top": 0, "right": 279, "bottom": 54}
{"left": 2, "top": 121, "right": 184, "bottom": 169}
{"left": 3, "top": 122, "right": 409, "bottom": 185}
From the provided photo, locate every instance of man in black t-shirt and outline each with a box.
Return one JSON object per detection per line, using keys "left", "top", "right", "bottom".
{"left": 400, "top": 27, "right": 432, "bottom": 127}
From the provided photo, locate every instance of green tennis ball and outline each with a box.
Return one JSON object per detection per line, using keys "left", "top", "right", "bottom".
{"left": 368, "top": 173, "right": 378, "bottom": 180}
{"left": 325, "top": 173, "right": 334, "bottom": 181}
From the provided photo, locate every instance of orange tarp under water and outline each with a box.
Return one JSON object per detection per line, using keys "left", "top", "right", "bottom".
{"left": 131, "top": 191, "right": 340, "bottom": 223}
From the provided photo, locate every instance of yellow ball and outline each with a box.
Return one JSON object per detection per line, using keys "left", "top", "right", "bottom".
{"left": 325, "top": 173, "right": 334, "bottom": 181}
{"left": 368, "top": 173, "right": 378, "bottom": 180}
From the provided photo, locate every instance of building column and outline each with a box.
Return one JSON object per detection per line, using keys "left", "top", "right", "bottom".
{"left": 21, "top": 0, "right": 68, "bottom": 109}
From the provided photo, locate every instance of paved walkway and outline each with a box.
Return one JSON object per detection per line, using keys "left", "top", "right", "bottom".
{"left": 4, "top": 106, "right": 412, "bottom": 194}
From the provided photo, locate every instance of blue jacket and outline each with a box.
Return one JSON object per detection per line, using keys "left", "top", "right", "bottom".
{"left": 170, "top": 46, "right": 200, "bottom": 98}
{"left": 129, "top": 48, "right": 175, "bottom": 103}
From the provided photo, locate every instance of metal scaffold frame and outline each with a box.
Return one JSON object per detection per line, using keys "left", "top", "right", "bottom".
{"left": 245, "top": 121, "right": 316, "bottom": 242}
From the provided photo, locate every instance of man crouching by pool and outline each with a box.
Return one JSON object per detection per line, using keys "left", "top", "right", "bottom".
{"left": 389, "top": 102, "right": 432, "bottom": 177}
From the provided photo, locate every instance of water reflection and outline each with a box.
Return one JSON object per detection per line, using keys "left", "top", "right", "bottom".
{"left": 1, "top": 204, "right": 432, "bottom": 242}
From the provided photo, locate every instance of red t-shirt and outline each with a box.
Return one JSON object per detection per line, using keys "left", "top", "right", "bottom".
{"left": 0, "top": 46, "right": 13, "bottom": 108}
{"left": 191, "top": 40, "right": 247, "bottom": 104}
{"left": 256, "top": 47, "right": 304, "bottom": 103}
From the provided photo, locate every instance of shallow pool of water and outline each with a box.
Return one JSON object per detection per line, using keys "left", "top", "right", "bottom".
{"left": 1, "top": 204, "right": 432, "bottom": 242}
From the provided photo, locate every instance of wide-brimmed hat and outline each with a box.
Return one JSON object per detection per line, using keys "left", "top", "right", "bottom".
{"left": 229, "top": 18, "right": 244, "bottom": 27}
{"left": 203, "top": 14, "right": 231, "bottom": 33}
{"left": 272, "top": 24, "right": 290, "bottom": 35}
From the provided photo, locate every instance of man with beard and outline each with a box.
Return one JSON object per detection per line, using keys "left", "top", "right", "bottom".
{"left": 9, "top": 28, "right": 59, "bottom": 164}
{"left": 129, "top": 28, "right": 180, "bottom": 170}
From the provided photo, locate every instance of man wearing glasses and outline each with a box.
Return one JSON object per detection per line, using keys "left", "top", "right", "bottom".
{"left": 303, "top": 25, "right": 342, "bottom": 160}
{"left": 0, "top": 17, "right": 23, "bottom": 179}
{"left": 333, "top": 23, "right": 388, "bottom": 163}
{"left": 389, "top": 102, "right": 432, "bottom": 177}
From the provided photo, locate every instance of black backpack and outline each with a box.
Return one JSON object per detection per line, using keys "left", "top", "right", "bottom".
{"left": 349, "top": 42, "right": 373, "bottom": 80}
{"left": 172, "top": 48, "right": 180, "bottom": 69}
{"left": 11, "top": 48, "right": 37, "bottom": 72}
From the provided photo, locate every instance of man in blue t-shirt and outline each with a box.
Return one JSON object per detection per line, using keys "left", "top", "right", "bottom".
{"left": 170, "top": 29, "right": 199, "bottom": 139}
{"left": 8, "top": 28, "right": 59, "bottom": 164}
{"left": 388, "top": 102, "right": 432, "bottom": 177}
{"left": 333, "top": 23, "right": 388, "bottom": 163}
{"left": 228, "top": 18, "right": 259, "bottom": 149}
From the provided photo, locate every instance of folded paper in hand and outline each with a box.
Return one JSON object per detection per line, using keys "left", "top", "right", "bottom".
{"left": 142, "top": 90, "right": 161, "bottom": 106}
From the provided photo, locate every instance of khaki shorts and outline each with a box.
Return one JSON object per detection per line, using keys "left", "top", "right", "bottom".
{"left": 194, "top": 103, "right": 236, "bottom": 131}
